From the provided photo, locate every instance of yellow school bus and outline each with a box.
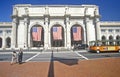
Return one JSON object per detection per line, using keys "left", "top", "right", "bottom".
{"left": 89, "top": 40, "right": 120, "bottom": 53}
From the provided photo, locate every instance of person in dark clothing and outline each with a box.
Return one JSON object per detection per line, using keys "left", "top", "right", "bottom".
{"left": 18, "top": 48, "right": 23, "bottom": 64}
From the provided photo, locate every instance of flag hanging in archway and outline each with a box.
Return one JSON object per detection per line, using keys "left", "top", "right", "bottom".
{"left": 53, "top": 26, "right": 62, "bottom": 40}
{"left": 72, "top": 27, "right": 81, "bottom": 41}
{"left": 32, "top": 27, "right": 42, "bottom": 41}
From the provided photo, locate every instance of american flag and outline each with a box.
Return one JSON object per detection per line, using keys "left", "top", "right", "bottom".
{"left": 73, "top": 27, "right": 81, "bottom": 41}
{"left": 53, "top": 27, "right": 62, "bottom": 40}
{"left": 32, "top": 27, "right": 42, "bottom": 41}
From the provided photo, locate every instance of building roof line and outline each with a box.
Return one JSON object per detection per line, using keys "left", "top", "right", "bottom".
{"left": 14, "top": 4, "right": 98, "bottom": 8}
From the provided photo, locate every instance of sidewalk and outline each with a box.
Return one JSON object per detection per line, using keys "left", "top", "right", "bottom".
{"left": 0, "top": 58, "right": 120, "bottom": 77}
{"left": 0, "top": 49, "right": 88, "bottom": 54}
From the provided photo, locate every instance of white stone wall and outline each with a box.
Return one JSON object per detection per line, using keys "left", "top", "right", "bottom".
{"left": 11, "top": 4, "right": 100, "bottom": 49}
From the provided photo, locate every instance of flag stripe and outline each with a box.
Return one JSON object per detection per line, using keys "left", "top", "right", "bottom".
{"left": 37, "top": 27, "right": 42, "bottom": 41}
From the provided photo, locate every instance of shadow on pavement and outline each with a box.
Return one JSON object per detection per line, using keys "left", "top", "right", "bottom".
{"left": 54, "top": 57, "right": 78, "bottom": 66}
{"left": 48, "top": 51, "right": 78, "bottom": 77}
{"left": 48, "top": 51, "right": 54, "bottom": 77}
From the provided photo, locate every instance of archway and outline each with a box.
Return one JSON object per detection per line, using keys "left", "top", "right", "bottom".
{"left": 30, "top": 25, "right": 44, "bottom": 47}
{"left": 71, "top": 25, "right": 83, "bottom": 47}
{"left": 0, "top": 38, "right": 2, "bottom": 48}
{"left": 116, "top": 35, "right": 120, "bottom": 45}
{"left": 6, "top": 37, "right": 11, "bottom": 48}
{"left": 109, "top": 35, "right": 113, "bottom": 45}
{"left": 101, "top": 35, "right": 106, "bottom": 45}
{"left": 101, "top": 35, "right": 106, "bottom": 40}
{"left": 116, "top": 35, "right": 120, "bottom": 40}
{"left": 51, "top": 24, "right": 64, "bottom": 47}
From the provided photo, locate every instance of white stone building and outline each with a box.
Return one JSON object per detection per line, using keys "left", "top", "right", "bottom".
{"left": 0, "top": 4, "right": 120, "bottom": 50}
{"left": 0, "top": 22, "right": 12, "bottom": 49}
{"left": 99, "top": 22, "right": 120, "bottom": 41}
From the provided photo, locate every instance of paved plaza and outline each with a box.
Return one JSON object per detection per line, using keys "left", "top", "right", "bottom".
{"left": 0, "top": 49, "right": 120, "bottom": 77}
{"left": 0, "top": 49, "right": 120, "bottom": 62}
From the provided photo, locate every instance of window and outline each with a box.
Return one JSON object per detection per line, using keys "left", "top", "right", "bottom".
{"left": 6, "top": 30, "right": 11, "bottom": 35}
{"left": 115, "top": 29, "right": 120, "bottom": 33}
{"left": 108, "top": 29, "right": 113, "bottom": 32}
{"left": 6, "top": 30, "right": 11, "bottom": 33}
{"left": 101, "top": 29, "right": 106, "bottom": 32}
{"left": 0, "top": 30, "right": 3, "bottom": 35}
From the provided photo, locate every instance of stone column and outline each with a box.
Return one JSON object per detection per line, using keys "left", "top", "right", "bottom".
{"left": 44, "top": 15, "right": 49, "bottom": 50}
{"left": 65, "top": 15, "right": 71, "bottom": 49}
{"left": 11, "top": 8, "right": 18, "bottom": 49}
{"left": 85, "top": 17, "right": 91, "bottom": 44}
{"left": 84, "top": 8, "right": 90, "bottom": 44}
{"left": 65, "top": 7, "right": 71, "bottom": 50}
{"left": 48, "top": 27, "right": 51, "bottom": 49}
{"left": 23, "top": 8, "right": 29, "bottom": 49}
{"left": 28, "top": 25, "right": 31, "bottom": 48}
{"left": 84, "top": 8, "right": 96, "bottom": 44}
{"left": 85, "top": 17, "right": 96, "bottom": 44}
{"left": 11, "top": 17, "right": 18, "bottom": 49}
{"left": 86, "top": 17, "right": 96, "bottom": 44}
{"left": 24, "top": 17, "right": 29, "bottom": 49}
{"left": 95, "top": 18, "right": 101, "bottom": 40}
{"left": 94, "top": 8, "right": 101, "bottom": 40}
{"left": 83, "top": 27, "right": 87, "bottom": 44}
{"left": 44, "top": 7, "right": 50, "bottom": 50}
{"left": 2, "top": 30, "right": 6, "bottom": 49}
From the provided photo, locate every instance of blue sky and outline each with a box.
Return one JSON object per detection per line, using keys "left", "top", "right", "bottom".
{"left": 0, "top": 0, "right": 120, "bottom": 22}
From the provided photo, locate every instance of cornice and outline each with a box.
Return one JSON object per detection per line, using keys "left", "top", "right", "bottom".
{"left": 11, "top": 15, "right": 18, "bottom": 19}
{"left": 100, "top": 21, "right": 120, "bottom": 25}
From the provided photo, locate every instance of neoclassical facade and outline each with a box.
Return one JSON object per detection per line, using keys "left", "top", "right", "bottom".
{"left": 0, "top": 22, "right": 12, "bottom": 49}
{"left": 0, "top": 4, "right": 120, "bottom": 50}
{"left": 99, "top": 22, "right": 120, "bottom": 41}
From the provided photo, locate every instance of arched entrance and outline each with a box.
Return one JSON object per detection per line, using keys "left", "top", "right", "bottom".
{"left": 71, "top": 25, "right": 83, "bottom": 47}
{"left": 0, "top": 38, "right": 2, "bottom": 48}
{"left": 101, "top": 35, "right": 106, "bottom": 40}
{"left": 116, "top": 35, "right": 120, "bottom": 40}
{"left": 51, "top": 24, "right": 64, "bottom": 47}
{"left": 30, "top": 25, "right": 44, "bottom": 47}
{"left": 109, "top": 35, "right": 113, "bottom": 45}
{"left": 101, "top": 35, "right": 106, "bottom": 45}
{"left": 116, "top": 35, "right": 120, "bottom": 45}
{"left": 6, "top": 37, "right": 11, "bottom": 48}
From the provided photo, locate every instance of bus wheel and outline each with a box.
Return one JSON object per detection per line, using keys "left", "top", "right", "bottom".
{"left": 119, "top": 50, "right": 120, "bottom": 53}
{"left": 97, "top": 50, "right": 100, "bottom": 53}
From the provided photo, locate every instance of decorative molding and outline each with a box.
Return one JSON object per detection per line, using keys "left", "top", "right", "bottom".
{"left": 11, "top": 15, "right": 18, "bottom": 19}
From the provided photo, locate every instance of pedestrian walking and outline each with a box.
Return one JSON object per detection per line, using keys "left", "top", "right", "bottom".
{"left": 18, "top": 48, "right": 23, "bottom": 64}
{"left": 11, "top": 51, "right": 17, "bottom": 65}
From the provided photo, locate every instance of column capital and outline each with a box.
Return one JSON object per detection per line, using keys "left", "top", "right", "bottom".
{"left": 11, "top": 15, "right": 18, "bottom": 19}
{"left": 11, "top": 15, "right": 19, "bottom": 24}
{"left": 12, "top": 17, "right": 19, "bottom": 24}
{"left": 44, "top": 14, "right": 50, "bottom": 25}
{"left": 64, "top": 14, "right": 70, "bottom": 25}
{"left": 22, "top": 14, "right": 29, "bottom": 18}
{"left": 23, "top": 16, "right": 30, "bottom": 25}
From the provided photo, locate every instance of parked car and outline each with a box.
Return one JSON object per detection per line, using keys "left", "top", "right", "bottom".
{"left": 74, "top": 44, "right": 88, "bottom": 50}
